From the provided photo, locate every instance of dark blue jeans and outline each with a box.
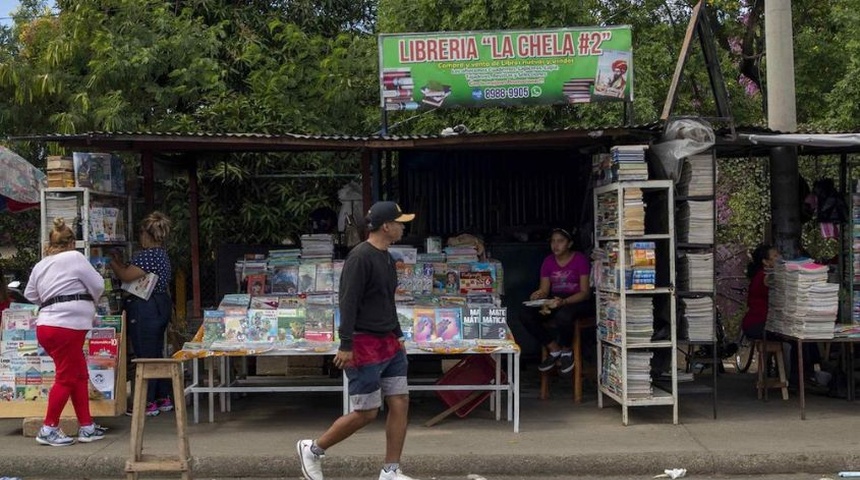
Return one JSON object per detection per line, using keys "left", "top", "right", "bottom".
{"left": 126, "top": 292, "right": 173, "bottom": 403}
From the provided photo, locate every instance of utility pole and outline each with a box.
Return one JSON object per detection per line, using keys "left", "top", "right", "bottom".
{"left": 765, "top": 0, "right": 801, "bottom": 258}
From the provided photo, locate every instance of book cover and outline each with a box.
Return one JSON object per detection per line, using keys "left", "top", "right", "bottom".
{"left": 305, "top": 306, "right": 335, "bottom": 342}
{"left": 480, "top": 307, "right": 509, "bottom": 341}
{"left": 89, "top": 207, "right": 106, "bottom": 241}
{"left": 246, "top": 273, "right": 267, "bottom": 296}
{"left": 88, "top": 337, "right": 119, "bottom": 359}
{"left": 458, "top": 271, "right": 494, "bottom": 294}
{"left": 277, "top": 295, "right": 306, "bottom": 310}
{"left": 389, "top": 246, "right": 418, "bottom": 265}
{"left": 425, "top": 236, "right": 443, "bottom": 254}
{"left": 271, "top": 265, "right": 299, "bottom": 294}
{"left": 72, "top": 152, "right": 94, "bottom": 189}
{"left": 88, "top": 327, "right": 116, "bottom": 340}
{"left": 277, "top": 307, "right": 306, "bottom": 341}
{"left": 244, "top": 310, "right": 279, "bottom": 342}
{"left": 396, "top": 306, "right": 414, "bottom": 341}
{"left": 332, "top": 261, "right": 345, "bottom": 293}
{"left": 314, "top": 262, "right": 334, "bottom": 293}
{"left": 94, "top": 315, "right": 122, "bottom": 332}
{"left": 435, "top": 308, "right": 463, "bottom": 341}
{"left": 298, "top": 264, "right": 317, "bottom": 293}
{"left": 593, "top": 49, "right": 631, "bottom": 99}
{"left": 202, "top": 310, "right": 226, "bottom": 345}
{"left": 249, "top": 295, "right": 280, "bottom": 310}
{"left": 412, "top": 307, "right": 436, "bottom": 343}
{"left": 0, "top": 372, "right": 14, "bottom": 401}
{"left": 121, "top": 272, "right": 158, "bottom": 300}
{"left": 102, "top": 207, "right": 119, "bottom": 241}
{"left": 461, "top": 306, "right": 482, "bottom": 340}
{"left": 219, "top": 293, "right": 251, "bottom": 309}
{"left": 87, "top": 367, "right": 115, "bottom": 400}
{"left": 223, "top": 314, "right": 246, "bottom": 342}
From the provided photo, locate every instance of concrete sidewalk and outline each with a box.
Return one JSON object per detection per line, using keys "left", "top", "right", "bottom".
{"left": 0, "top": 371, "right": 858, "bottom": 479}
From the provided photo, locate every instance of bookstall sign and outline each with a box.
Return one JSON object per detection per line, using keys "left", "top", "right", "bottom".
{"left": 378, "top": 26, "right": 633, "bottom": 111}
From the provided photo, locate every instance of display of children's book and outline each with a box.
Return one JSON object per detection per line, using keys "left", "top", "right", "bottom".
{"left": 305, "top": 306, "right": 335, "bottom": 342}
{"left": 435, "top": 308, "right": 462, "bottom": 341}
{"left": 412, "top": 307, "right": 436, "bottom": 343}
{"left": 246, "top": 273, "right": 267, "bottom": 296}
{"left": 298, "top": 264, "right": 317, "bottom": 293}
{"left": 271, "top": 265, "right": 299, "bottom": 294}
{"left": 249, "top": 295, "right": 280, "bottom": 310}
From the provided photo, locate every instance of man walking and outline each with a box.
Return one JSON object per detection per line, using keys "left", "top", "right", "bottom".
{"left": 298, "top": 201, "right": 418, "bottom": 480}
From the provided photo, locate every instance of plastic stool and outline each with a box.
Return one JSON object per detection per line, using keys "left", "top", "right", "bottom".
{"left": 755, "top": 340, "right": 789, "bottom": 401}
{"left": 126, "top": 359, "right": 192, "bottom": 480}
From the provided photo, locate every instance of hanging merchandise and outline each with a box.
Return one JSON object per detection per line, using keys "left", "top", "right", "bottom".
{"left": 0, "top": 146, "right": 46, "bottom": 212}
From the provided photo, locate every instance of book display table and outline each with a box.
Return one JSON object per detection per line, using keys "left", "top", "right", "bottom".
{"left": 173, "top": 342, "right": 520, "bottom": 432}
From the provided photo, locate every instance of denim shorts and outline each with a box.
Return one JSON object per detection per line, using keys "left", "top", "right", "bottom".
{"left": 345, "top": 348, "right": 408, "bottom": 411}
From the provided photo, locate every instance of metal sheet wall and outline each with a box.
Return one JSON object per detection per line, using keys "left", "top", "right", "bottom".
{"left": 398, "top": 149, "right": 592, "bottom": 238}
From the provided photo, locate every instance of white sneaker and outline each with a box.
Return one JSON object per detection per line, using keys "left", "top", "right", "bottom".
{"left": 378, "top": 468, "right": 419, "bottom": 480}
{"left": 36, "top": 427, "right": 75, "bottom": 447}
{"left": 296, "top": 439, "right": 324, "bottom": 480}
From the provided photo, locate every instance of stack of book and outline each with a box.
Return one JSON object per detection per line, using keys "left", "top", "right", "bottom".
{"left": 677, "top": 200, "right": 714, "bottom": 244}
{"left": 622, "top": 187, "right": 645, "bottom": 236}
{"left": 681, "top": 296, "right": 714, "bottom": 341}
{"left": 44, "top": 194, "right": 79, "bottom": 237}
{"left": 768, "top": 260, "right": 838, "bottom": 339}
{"left": 444, "top": 246, "right": 479, "bottom": 264}
{"left": 610, "top": 145, "right": 649, "bottom": 182}
{"left": 677, "top": 252, "right": 714, "bottom": 292}
{"left": 678, "top": 153, "right": 714, "bottom": 197}
{"left": 300, "top": 234, "right": 334, "bottom": 260}
{"left": 46, "top": 156, "right": 75, "bottom": 188}
{"left": 627, "top": 242, "right": 656, "bottom": 290}
{"left": 601, "top": 346, "right": 653, "bottom": 398}
{"left": 595, "top": 192, "right": 619, "bottom": 237}
{"left": 625, "top": 296, "right": 654, "bottom": 343}
{"left": 563, "top": 79, "right": 594, "bottom": 103}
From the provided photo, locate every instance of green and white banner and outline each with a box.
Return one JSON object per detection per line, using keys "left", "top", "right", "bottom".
{"left": 378, "top": 26, "right": 633, "bottom": 111}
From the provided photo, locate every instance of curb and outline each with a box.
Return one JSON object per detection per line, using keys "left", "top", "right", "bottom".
{"left": 3, "top": 451, "right": 860, "bottom": 478}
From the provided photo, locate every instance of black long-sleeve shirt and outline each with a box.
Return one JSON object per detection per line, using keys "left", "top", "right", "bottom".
{"left": 338, "top": 241, "right": 403, "bottom": 351}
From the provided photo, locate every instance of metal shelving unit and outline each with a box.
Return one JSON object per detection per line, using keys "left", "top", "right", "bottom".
{"left": 673, "top": 150, "right": 718, "bottom": 419}
{"left": 594, "top": 180, "right": 678, "bottom": 426}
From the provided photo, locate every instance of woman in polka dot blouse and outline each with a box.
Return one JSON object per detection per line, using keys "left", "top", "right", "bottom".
{"left": 110, "top": 211, "right": 173, "bottom": 417}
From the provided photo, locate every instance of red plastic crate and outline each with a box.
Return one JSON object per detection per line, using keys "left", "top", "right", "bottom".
{"left": 435, "top": 355, "right": 507, "bottom": 418}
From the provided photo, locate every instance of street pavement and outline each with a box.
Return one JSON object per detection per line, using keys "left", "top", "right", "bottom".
{"left": 0, "top": 368, "right": 859, "bottom": 479}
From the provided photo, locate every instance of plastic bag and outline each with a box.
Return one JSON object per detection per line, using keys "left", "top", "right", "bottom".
{"left": 651, "top": 118, "right": 716, "bottom": 182}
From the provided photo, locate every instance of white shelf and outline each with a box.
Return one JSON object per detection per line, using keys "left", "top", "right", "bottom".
{"left": 599, "top": 386, "right": 676, "bottom": 407}
{"left": 593, "top": 166, "right": 678, "bottom": 426}
{"left": 597, "top": 234, "right": 672, "bottom": 241}
{"left": 594, "top": 180, "right": 674, "bottom": 194}
{"left": 598, "top": 286, "right": 672, "bottom": 295}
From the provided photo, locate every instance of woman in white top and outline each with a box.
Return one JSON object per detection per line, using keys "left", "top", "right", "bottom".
{"left": 24, "top": 217, "right": 107, "bottom": 446}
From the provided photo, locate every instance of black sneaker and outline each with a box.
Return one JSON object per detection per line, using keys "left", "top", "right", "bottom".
{"left": 559, "top": 353, "right": 575, "bottom": 374}
{"left": 538, "top": 354, "right": 559, "bottom": 372}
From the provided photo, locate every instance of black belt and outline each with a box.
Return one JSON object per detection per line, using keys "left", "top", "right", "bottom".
{"left": 41, "top": 293, "right": 94, "bottom": 308}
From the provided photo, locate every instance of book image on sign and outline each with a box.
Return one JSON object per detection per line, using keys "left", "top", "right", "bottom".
{"left": 121, "top": 272, "right": 158, "bottom": 300}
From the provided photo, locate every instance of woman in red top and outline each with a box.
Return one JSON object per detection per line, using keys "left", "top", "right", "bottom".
{"left": 741, "top": 244, "right": 780, "bottom": 340}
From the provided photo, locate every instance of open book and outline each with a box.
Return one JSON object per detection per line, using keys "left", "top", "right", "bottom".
{"left": 121, "top": 272, "right": 158, "bottom": 300}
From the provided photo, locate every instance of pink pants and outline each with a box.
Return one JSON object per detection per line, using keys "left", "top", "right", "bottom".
{"left": 36, "top": 325, "right": 92, "bottom": 427}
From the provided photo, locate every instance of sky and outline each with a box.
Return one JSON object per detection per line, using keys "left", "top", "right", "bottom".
{"left": 0, "top": 0, "right": 19, "bottom": 26}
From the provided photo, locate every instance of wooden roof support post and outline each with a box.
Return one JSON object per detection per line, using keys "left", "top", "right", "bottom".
{"left": 188, "top": 158, "right": 202, "bottom": 320}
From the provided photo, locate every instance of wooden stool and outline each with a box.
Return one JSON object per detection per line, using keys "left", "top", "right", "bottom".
{"left": 755, "top": 340, "right": 789, "bottom": 401}
{"left": 126, "top": 359, "right": 192, "bottom": 480}
{"left": 539, "top": 316, "right": 595, "bottom": 403}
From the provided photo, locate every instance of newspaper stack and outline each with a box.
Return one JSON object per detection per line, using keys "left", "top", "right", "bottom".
{"left": 601, "top": 346, "right": 654, "bottom": 399}
{"left": 622, "top": 187, "right": 645, "bottom": 236}
{"left": 677, "top": 252, "right": 714, "bottom": 292}
{"left": 44, "top": 194, "right": 79, "bottom": 237}
{"left": 300, "top": 234, "right": 334, "bottom": 260}
{"left": 625, "top": 296, "right": 654, "bottom": 343}
{"left": 678, "top": 153, "right": 714, "bottom": 197}
{"left": 681, "top": 296, "right": 714, "bottom": 341}
{"left": 677, "top": 200, "right": 714, "bottom": 244}
{"left": 610, "top": 145, "right": 649, "bottom": 182}
{"left": 767, "top": 260, "right": 838, "bottom": 339}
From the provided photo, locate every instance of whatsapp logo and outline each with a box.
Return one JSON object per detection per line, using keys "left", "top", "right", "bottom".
{"left": 530, "top": 86, "right": 542, "bottom": 97}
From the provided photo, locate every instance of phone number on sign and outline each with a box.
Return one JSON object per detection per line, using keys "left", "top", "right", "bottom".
{"left": 483, "top": 86, "right": 531, "bottom": 100}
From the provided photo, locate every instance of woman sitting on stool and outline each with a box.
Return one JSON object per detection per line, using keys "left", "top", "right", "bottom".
{"left": 521, "top": 228, "right": 593, "bottom": 374}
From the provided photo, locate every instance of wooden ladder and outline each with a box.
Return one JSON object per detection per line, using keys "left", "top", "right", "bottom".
{"left": 126, "top": 358, "right": 192, "bottom": 480}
